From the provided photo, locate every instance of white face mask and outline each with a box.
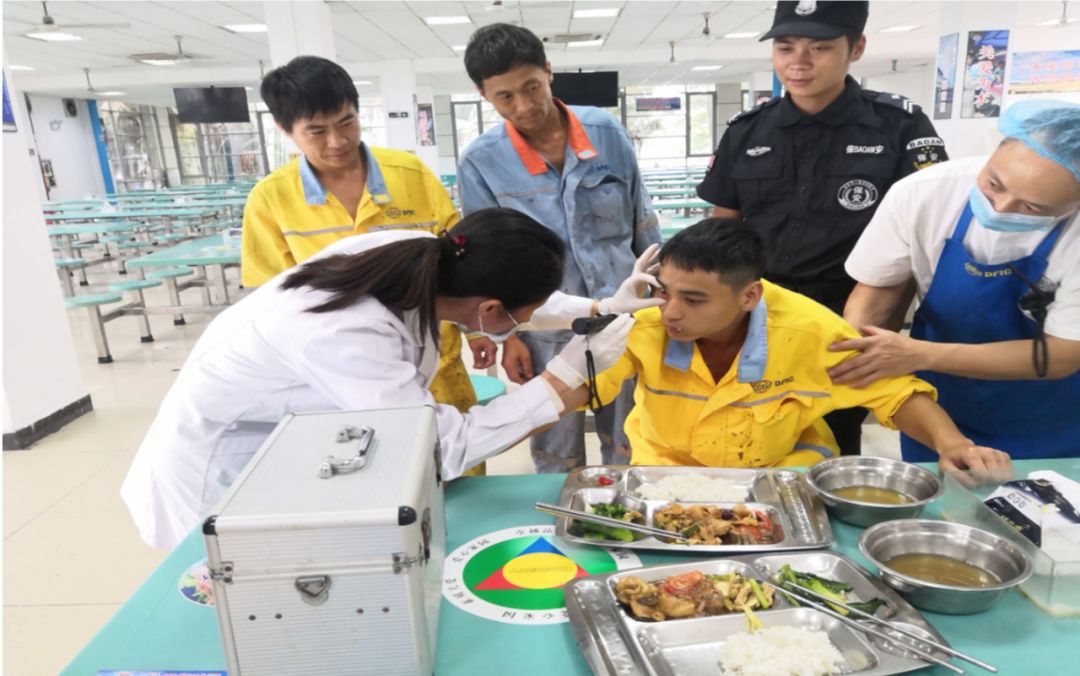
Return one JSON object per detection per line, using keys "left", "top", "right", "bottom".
{"left": 455, "top": 306, "right": 523, "bottom": 343}
{"left": 969, "top": 185, "right": 1061, "bottom": 233}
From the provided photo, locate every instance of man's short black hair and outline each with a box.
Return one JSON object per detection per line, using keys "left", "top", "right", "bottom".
{"left": 660, "top": 219, "right": 765, "bottom": 288}
{"left": 261, "top": 56, "right": 359, "bottom": 132}
{"left": 842, "top": 30, "right": 863, "bottom": 53}
{"left": 464, "top": 23, "right": 547, "bottom": 87}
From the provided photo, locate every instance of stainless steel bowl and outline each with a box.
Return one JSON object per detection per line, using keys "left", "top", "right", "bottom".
{"left": 859, "top": 519, "right": 1033, "bottom": 614}
{"left": 807, "top": 456, "right": 942, "bottom": 527}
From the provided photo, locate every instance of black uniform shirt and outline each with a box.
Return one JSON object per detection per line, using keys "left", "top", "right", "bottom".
{"left": 697, "top": 76, "right": 947, "bottom": 293}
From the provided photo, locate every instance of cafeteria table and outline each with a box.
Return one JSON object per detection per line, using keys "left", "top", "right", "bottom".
{"left": 125, "top": 235, "right": 241, "bottom": 309}
{"left": 63, "top": 459, "right": 1079, "bottom": 675}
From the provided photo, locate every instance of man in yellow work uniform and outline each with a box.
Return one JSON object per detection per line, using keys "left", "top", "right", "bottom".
{"left": 241, "top": 56, "right": 480, "bottom": 469}
{"left": 587, "top": 219, "right": 1011, "bottom": 474}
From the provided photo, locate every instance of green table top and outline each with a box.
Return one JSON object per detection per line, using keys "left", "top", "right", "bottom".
{"left": 125, "top": 235, "right": 239, "bottom": 269}
{"left": 46, "top": 207, "right": 222, "bottom": 222}
{"left": 651, "top": 198, "right": 712, "bottom": 210}
{"left": 48, "top": 222, "right": 145, "bottom": 236}
{"left": 62, "top": 460, "right": 1080, "bottom": 675}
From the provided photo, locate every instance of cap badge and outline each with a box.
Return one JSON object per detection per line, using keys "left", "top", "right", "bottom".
{"left": 795, "top": 0, "right": 818, "bottom": 16}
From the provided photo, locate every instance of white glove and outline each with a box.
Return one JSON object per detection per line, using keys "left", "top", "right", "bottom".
{"left": 598, "top": 243, "right": 664, "bottom": 315}
{"left": 545, "top": 314, "right": 636, "bottom": 389}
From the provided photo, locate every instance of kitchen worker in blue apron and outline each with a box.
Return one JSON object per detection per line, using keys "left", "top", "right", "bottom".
{"left": 833, "top": 100, "right": 1080, "bottom": 460}
{"left": 695, "top": 0, "right": 949, "bottom": 456}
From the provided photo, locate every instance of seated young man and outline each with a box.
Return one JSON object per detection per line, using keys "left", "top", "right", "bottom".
{"left": 584, "top": 219, "right": 1011, "bottom": 474}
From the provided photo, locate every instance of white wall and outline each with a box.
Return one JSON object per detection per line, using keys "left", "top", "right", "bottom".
{"left": 2, "top": 62, "right": 90, "bottom": 436}
{"left": 27, "top": 95, "right": 106, "bottom": 201}
{"left": 862, "top": 68, "right": 935, "bottom": 111}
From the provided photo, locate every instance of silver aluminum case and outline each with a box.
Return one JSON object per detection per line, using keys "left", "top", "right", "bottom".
{"left": 203, "top": 407, "right": 444, "bottom": 676}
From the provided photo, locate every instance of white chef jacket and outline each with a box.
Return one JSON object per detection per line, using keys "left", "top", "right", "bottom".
{"left": 845, "top": 156, "right": 1080, "bottom": 340}
{"left": 121, "top": 230, "right": 583, "bottom": 549}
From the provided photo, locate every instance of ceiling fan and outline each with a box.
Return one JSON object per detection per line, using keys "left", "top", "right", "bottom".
{"left": 23, "top": 1, "right": 130, "bottom": 34}
{"left": 129, "top": 36, "right": 208, "bottom": 66}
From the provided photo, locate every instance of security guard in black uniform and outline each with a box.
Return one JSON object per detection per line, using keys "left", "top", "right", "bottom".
{"left": 696, "top": 0, "right": 948, "bottom": 455}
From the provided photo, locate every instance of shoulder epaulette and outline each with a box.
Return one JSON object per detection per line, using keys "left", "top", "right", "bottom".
{"left": 727, "top": 96, "right": 780, "bottom": 125}
{"left": 864, "top": 89, "right": 921, "bottom": 115}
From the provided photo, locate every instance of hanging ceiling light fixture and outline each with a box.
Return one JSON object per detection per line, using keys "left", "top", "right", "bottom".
{"left": 669, "top": 41, "right": 676, "bottom": 63}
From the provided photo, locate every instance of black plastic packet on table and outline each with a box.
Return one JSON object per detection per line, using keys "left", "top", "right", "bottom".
{"left": 571, "top": 314, "right": 619, "bottom": 412}
{"left": 984, "top": 479, "right": 1080, "bottom": 547}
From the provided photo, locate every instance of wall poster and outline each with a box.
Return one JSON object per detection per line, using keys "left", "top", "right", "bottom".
{"left": 3, "top": 75, "right": 16, "bottom": 132}
{"left": 962, "top": 30, "right": 1010, "bottom": 119}
{"left": 415, "top": 102, "right": 435, "bottom": 147}
{"left": 1008, "top": 50, "right": 1080, "bottom": 95}
{"left": 934, "top": 33, "right": 959, "bottom": 119}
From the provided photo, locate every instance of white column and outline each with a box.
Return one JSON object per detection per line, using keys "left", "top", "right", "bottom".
{"left": 933, "top": 2, "right": 1022, "bottom": 158}
{"left": 2, "top": 57, "right": 91, "bottom": 448}
{"left": 379, "top": 60, "right": 419, "bottom": 154}
{"left": 263, "top": 0, "right": 337, "bottom": 66}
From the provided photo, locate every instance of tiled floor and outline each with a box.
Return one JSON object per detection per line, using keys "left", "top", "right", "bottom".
{"left": 2, "top": 263, "right": 901, "bottom": 674}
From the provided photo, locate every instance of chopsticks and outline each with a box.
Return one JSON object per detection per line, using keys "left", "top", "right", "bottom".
{"left": 757, "top": 580, "right": 967, "bottom": 675}
{"left": 778, "top": 581, "right": 997, "bottom": 673}
{"left": 534, "top": 501, "right": 690, "bottom": 542}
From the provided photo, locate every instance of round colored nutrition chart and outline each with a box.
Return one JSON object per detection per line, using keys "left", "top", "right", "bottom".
{"left": 441, "top": 524, "right": 640, "bottom": 625}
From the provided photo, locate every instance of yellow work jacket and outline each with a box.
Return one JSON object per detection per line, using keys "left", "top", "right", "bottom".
{"left": 240, "top": 143, "right": 475, "bottom": 414}
{"left": 595, "top": 281, "right": 936, "bottom": 468}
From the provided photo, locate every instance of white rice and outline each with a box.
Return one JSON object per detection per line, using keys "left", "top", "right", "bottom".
{"left": 720, "top": 626, "right": 845, "bottom": 676}
{"left": 634, "top": 474, "right": 746, "bottom": 502}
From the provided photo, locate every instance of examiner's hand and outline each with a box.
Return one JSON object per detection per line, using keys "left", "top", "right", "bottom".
{"left": 467, "top": 336, "right": 497, "bottom": 369}
{"left": 598, "top": 243, "right": 665, "bottom": 315}
{"left": 828, "top": 326, "right": 929, "bottom": 387}
{"left": 545, "top": 314, "right": 635, "bottom": 389}
{"left": 501, "top": 334, "right": 534, "bottom": 385}
{"left": 937, "top": 441, "right": 1013, "bottom": 486}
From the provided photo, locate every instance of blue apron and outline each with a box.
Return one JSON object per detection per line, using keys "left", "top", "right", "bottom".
{"left": 902, "top": 202, "right": 1079, "bottom": 461}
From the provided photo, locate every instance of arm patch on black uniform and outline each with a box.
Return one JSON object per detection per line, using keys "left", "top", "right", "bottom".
{"left": 867, "top": 90, "right": 920, "bottom": 115}
{"left": 727, "top": 96, "right": 780, "bottom": 125}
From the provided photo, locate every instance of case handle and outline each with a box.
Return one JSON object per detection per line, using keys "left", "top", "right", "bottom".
{"left": 318, "top": 426, "right": 375, "bottom": 478}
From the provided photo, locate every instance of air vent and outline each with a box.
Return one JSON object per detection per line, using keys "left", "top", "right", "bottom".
{"left": 543, "top": 33, "right": 601, "bottom": 44}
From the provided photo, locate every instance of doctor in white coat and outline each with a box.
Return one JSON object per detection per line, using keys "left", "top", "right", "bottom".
{"left": 122, "top": 207, "right": 662, "bottom": 548}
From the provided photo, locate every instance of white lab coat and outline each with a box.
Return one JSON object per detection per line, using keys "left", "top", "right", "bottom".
{"left": 121, "top": 230, "right": 591, "bottom": 549}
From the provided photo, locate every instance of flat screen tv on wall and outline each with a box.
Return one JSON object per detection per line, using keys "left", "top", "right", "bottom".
{"left": 174, "top": 87, "right": 250, "bottom": 124}
{"left": 551, "top": 71, "right": 619, "bottom": 108}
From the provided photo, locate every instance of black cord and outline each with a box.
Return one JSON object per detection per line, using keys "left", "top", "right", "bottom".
{"left": 1007, "top": 263, "right": 1053, "bottom": 378}
{"left": 585, "top": 347, "right": 602, "bottom": 412}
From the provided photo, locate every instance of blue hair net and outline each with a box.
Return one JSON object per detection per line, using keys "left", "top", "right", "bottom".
{"left": 998, "top": 99, "right": 1080, "bottom": 183}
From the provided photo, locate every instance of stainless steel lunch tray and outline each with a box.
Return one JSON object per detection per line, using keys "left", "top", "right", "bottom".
{"left": 566, "top": 550, "right": 953, "bottom": 676}
{"left": 555, "top": 465, "right": 833, "bottom": 553}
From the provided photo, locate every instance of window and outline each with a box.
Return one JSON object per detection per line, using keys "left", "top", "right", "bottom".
{"left": 686, "top": 92, "right": 717, "bottom": 157}
{"left": 98, "top": 101, "right": 167, "bottom": 191}
{"left": 451, "top": 100, "right": 483, "bottom": 163}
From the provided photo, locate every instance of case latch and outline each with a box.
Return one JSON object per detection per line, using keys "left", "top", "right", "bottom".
{"left": 295, "top": 575, "right": 331, "bottom": 605}
{"left": 392, "top": 544, "right": 426, "bottom": 574}
{"left": 318, "top": 425, "right": 375, "bottom": 478}
{"left": 209, "top": 561, "right": 234, "bottom": 584}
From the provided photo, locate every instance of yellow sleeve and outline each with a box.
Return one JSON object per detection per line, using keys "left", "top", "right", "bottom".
{"left": 241, "top": 186, "right": 297, "bottom": 287}
{"left": 823, "top": 325, "right": 937, "bottom": 429}
{"left": 424, "top": 168, "right": 460, "bottom": 235}
{"left": 591, "top": 346, "right": 640, "bottom": 409}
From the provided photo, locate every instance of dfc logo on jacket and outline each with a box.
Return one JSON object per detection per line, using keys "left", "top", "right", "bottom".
{"left": 837, "top": 179, "right": 879, "bottom": 211}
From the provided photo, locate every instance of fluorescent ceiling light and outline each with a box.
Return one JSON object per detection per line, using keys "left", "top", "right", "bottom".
{"left": 352, "top": 80, "right": 372, "bottom": 85}
{"left": 724, "top": 31, "right": 760, "bottom": 39}
{"left": 574, "top": 8, "right": 619, "bottom": 19}
{"left": 452, "top": 45, "right": 467, "bottom": 51}
{"left": 424, "top": 16, "right": 471, "bottom": 25}
{"left": 25, "top": 31, "right": 83, "bottom": 42}
{"left": 568, "top": 39, "right": 604, "bottom": 47}
{"left": 9, "top": 65, "right": 35, "bottom": 71}
{"left": 98, "top": 91, "right": 127, "bottom": 97}
{"left": 880, "top": 25, "right": 921, "bottom": 33}
{"left": 244, "top": 86, "right": 254, "bottom": 90}
{"left": 139, "top": 59, "right": 177, "bottom": 66}
{"left": 692, "top": 65, "right": 724, "bottom": 71}
{"left": 1036, "top": 17, "right": 1079, "bottom": 25}
{"left": 223, "top": 24, "right": 267, "bottom": 33}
